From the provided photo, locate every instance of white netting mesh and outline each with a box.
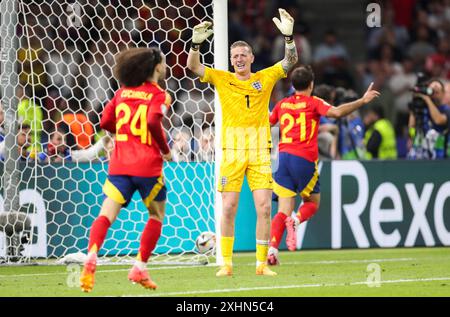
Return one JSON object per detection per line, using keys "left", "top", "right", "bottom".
{"left": 0, "top": 0, "right": 217, "bottom": 265}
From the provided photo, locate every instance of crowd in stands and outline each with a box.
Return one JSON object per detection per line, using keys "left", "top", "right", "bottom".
{"left": 228, "top": 0, "right": 450, "bottom": 160}
{"left": 1, "top": 0, "right": 449, "bottom": 163}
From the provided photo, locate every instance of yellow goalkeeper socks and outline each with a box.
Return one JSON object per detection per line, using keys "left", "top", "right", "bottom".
{"left": 221, "top": 236, "right": 234, "bottom": 266}
{"left": 256, "top": 240, "right": 269, "bottom": 266}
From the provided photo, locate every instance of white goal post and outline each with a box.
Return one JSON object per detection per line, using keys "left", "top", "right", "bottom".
{"left": 0, "top": 0, "right": 227, "bottom": 265}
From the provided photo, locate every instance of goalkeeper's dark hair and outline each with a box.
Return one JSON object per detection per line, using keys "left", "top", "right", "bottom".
{"left": 291, "top": 65, "right": 315, "bottom": 91}
{"left": 113, "top": 47, "right": 162, "bottom": 87}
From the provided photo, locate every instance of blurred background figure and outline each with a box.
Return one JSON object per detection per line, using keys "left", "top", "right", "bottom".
{"left": 335, "top": 88, "right": 366, "bottom": 160}
{"left": 17, "top": 85, "right": 43, "bottom": 155}
{"left": 0, "top": 123, "right": 32, "bottom": 161}
{"left": 170, "top": 129, "right": 192, "bottom": 162}
{"left": 99, "top": 135, "right": 115, "bottom": 162}
{"left": 315, "top": 84, "right": 339, "bottom": 160}
{"left": 38, "top": 127, "right": 110, "bottom": 163}
{"left": 0, "top": 102, "right": 4, "bottom": 142}
{"left": 57, "top": 97, "right": 95, "bottom": 151}
{"left": 196, "top": 127, "right": 215, "bottom": 162}
{"left": 38, "top": 128, "right": 70, "bottom": 163}
{"left": 6, "top": 0, "right": 450, "bottom": 162}
{"left": 363, "top": 104, "right": 398, "bottom": 160}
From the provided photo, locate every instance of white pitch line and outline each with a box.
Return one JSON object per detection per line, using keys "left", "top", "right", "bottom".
{"left": 132, "top": 276, "right": 450, "bottom": 297}
{"left": 0, "top": 257, "right": 423, "bottom": 279}
{"left": 278, "top": 257, "right": 415, "bottom": 265}
{"left": 0, "top": 265, "right": 205, "bottom": 278}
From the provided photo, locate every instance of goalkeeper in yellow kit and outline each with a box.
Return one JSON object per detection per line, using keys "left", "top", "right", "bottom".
{"left": 187, "top": 9, "right": 298, "bottom": 276}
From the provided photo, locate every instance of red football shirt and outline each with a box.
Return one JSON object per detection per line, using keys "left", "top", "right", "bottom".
{"left": 270, "top": 93, "right": 332, "bottom": 162}
{"left": 100, "top": 82, "right": 169, "bottom": 177}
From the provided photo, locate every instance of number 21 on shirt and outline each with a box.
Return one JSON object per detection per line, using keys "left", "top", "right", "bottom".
{"left": 280, "top": 112, "right": 317, "bottom": 144}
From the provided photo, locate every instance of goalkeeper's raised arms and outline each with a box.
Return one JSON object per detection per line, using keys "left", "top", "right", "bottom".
{"left": 192, "top": 21, "right": 213, "bottom": 48}
{"left": 187, "top": 21, "right": 213, "bottom": 78}
{"left": 275, "top": 8, "right": 298, "bottom": 74}
{"left": 273, "top": 8, "right": 294, "bottom": 37}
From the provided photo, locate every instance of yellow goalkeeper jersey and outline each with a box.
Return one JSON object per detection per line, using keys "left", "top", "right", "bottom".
{"left": 200, "top": 62, "right": 286, "bottom": 149}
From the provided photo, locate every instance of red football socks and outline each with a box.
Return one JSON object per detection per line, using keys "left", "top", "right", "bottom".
{"left": 138, "top": 218, "right": 162, "bottom": 263}
{"left": 87, "top": 215, "right": 111, "bottom": 253}
{"left": 297, "top": 202, "right": 318, "bottom": 223}
{"left": 270, "top": 212, "right": 288, "bottom": 249}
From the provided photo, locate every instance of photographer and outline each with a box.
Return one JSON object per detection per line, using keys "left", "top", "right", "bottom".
{"left": 409, "top": 79, "right": 450, "bottom": 159}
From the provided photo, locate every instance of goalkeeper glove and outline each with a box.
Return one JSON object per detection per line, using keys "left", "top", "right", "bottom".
{"left": 191, "top": 21, "right": 213, "bottom": 50}
{"left": 272, "top": 8, "right": 294, "bottom": 40}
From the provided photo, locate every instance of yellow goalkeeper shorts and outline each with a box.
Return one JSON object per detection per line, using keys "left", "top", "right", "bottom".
{"left": 218, "top": 148, "right": 273, "bottom": 192}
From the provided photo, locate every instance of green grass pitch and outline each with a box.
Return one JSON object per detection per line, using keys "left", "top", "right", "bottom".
{"left": 0, "top": 247, "right": 449, "bottom": 297}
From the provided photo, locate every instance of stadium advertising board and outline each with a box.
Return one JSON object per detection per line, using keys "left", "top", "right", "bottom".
{"left": 0, "top": 161, "right": 449, "bottom": 258}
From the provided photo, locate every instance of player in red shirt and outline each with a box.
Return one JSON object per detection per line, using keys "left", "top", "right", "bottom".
{"left": 80, "top": 47, "right": 172, "bottom": 292}
{"left": 267, "top": 66, "right": 380, "bottom": 265}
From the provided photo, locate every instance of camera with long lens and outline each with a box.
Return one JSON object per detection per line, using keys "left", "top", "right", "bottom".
{"left": 408, "top": 72, "right": 433, "bottom": 114}
{"left": 407, "top": 72, "right": 437, "bottom": 160}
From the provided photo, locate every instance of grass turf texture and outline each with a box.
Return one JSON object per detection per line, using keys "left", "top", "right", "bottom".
{"left": 0, "top": 247, "right": 449, "bottom": 297}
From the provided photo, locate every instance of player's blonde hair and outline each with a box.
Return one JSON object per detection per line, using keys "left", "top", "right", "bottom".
{"left": 230, "top": 41, "right": 253, "bottom": 54}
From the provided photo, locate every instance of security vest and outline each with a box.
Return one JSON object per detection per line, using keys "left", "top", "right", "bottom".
{"left": 364, "top": 119, "right": 397, "bottom": 159}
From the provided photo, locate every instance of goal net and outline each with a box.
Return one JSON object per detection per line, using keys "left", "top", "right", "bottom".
{"left": 0, "top": 0, "right": 220, "bottom": 265}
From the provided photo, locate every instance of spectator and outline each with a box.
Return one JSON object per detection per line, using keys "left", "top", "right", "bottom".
{"left": 313, "top": 30, "right": 349, "bottom": 64}
{"left": 388, "top": 57, "right": 418, "bottom": 120}
{"left": 334, "top": 89, "right": 366, "bottom": 160}
{"left": 38, "top": 128, "right": 109, "bottom": 163}
{"left": 407, "top": 25, "right": 436, "bottom": 66}
{"left": 314, "top": 84, "right": 338, "bottom": 159}
{"left": 0, "top": 102, "right": 4, "bottom": 142}
{"left": 313, "top": 30, "right": 353, "bottom": 88}
{"left": 170, "top": 129, "right": 191, "bottom": 162}
{"left": 196, "top": 128, "right": 215, "bottom": 162}
{"left": 57, "top": 99, "right": 95, "bottom": 150}
{"left": 17, "top": 35, "right": 47, "bottom": 99}
{"left": 99, "top": 135, "right": 115, "bottom": 162}
{"left": 0, "top": 123, "right": 32, "bottom": 161}
{"left": 339, "top": 110, "right": 366, "bottom": 160}
{"left": 38, "top": 128, "right": 70, "bottom": 163}
{"left": 17, "top": 85, "right": 43, "bottom": 153}
{"left": 425, "top": 37, "right": 450, "bottom": 80}
{"left": 427, "top": 0, "right": 448, "bottom": 37}
{"left": 363, "top": 104, "right": 398, "bottom": 159}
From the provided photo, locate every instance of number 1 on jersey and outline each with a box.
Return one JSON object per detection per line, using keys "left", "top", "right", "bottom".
{"left": 245, "top": 95, "right": 250, "bottom": 108}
